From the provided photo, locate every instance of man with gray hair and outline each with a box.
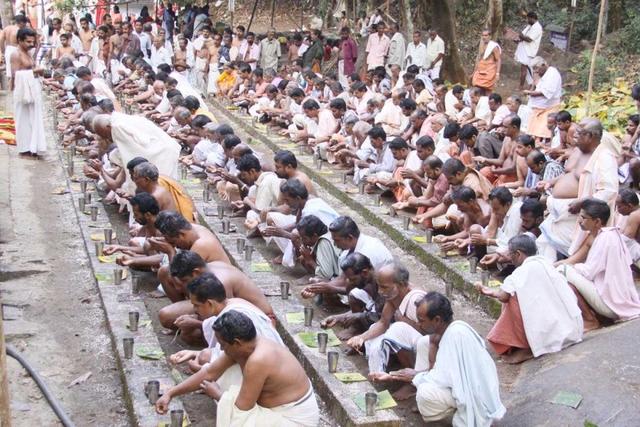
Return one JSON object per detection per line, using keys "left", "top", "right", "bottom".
{"left": 477, "top": 234, "right": 582, "bottom": 364}
{"left": 523, "top": 56, "right": 562, "bottom": 139}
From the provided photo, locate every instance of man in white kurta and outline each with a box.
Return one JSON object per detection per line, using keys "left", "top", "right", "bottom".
{"left": 425, "top": 30, "right": 445, "bottom": 80}
{"left": 404, "top": 32, "right": 427, "bottom": 71}
{"left": 386, "top": 24, "right": 406, "bottom": 71}
{"left": 525, "top": 57, "right": 562, "bottom": 139}
{"left": 514, "top": 12, "right": 543, "bottom": 87}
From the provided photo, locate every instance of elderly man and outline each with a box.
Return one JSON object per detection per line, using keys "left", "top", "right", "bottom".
{"left": 537, "top": 119, "right": 618, "bottom": 261}
{"left": 477, "top": 234, "right": 582, "bottom": 364}
{"left": 424, "top": 28, "right": 445, "bottom": 80}
{"left": 524, "top": 57, "right": 562, "bottom": 140}
{"left": 296, "top": 215, "right": 341, "bottom": 281}
{"left": 386, "top": 23, "right": 406, "bottom": 72}
{"left": 259, "top": 28, "right": 281, "bottom": 73}
{"left": 557, "top": 198, "right": 640, "bottom": 323}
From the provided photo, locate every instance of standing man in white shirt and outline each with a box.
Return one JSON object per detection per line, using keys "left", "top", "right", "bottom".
{"left": 404, "top": 31, "right": 427, "bottom": 72}
{"left": 386, "top": 23, "right": 406, "bottom": 73}
{"left": 365, "top": 22, "right": 390, "bottom": 71}
{"left": 514, "top": 11, "right": 543, "bottom": 89}
{"left": 425, "top": 28, "right": 445, "bottom": 81}
{"left": 134, "top": 19, "right": 152, "bottom": 59}
{"left": 259, "top": 29, "right": 281, "bottom": 73}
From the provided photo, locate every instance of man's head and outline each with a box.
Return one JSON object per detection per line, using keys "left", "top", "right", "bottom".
{"left": 187, "top": 272, "right": 227, "bottom": 318}
{"left": 125, "top": 156, "right": 149, "bottom": 175}
{"left": 515, "top": 134, "right": 535, "bottom": 158}
{"left": 341, "top": 252, "right": 374, "bottom": 289}
{"left": 297, "top": 215, "right": 328, "bottom": 248}
{"left": 415, "top": 136, "right": 435, "bottom": 160}
{"left": 15, "top": 14, "right": 28, "bottom": 28}
{"left": 246, "top": 31, "right": 255, "bottom": 44}
{"left": 76, "top": 66, "right": 92, "bottom": 81}
{"left": 616, "top": 188, "right": 639, "bottom": 216}
{"left": 488, "top": 186, "right": 513, "bottom": 218}
{"left": 503, "top": 115, "right": 521, "bottom": 139}
{"left": 415, "top": 292, "right": 453, "bottom": 335}
{"left": 154, "top": 211, "right": 193, "bottom": 248}
{"left": 376, "top": 262, "right": 409, "bottom": 301}
{"left": 213, "top": 311, "right": 257, "bottom": 359}
{"left": 488, "top": 93, "right": 502, "bottom": 112}
{"left": 442, "top": 158, "right": 467, "bottom": 186}
{"left": 376, "top": 22, "right": 386, "bottom": 36}
{"left": 130, "top": 192, "right": 160, "bottom": 226}
{"left": 506, "top": 95, "right": 522, "bottom": 114}
{"left": 389, "top": 137, "right": 410, "bottom": 161}
{"left": 443, "top": 122, "right": 460, "bottom": 142}
{"left": 578, "top": 198, "right": 610, "bottom": 233}
{"left": 17, "top": 28, "right": 37, "bottom": 51}
{"left": 507, "top": 234, "right": 537, "bottom": 267}
{"left": 412, "top": 31, "right": 421, "bottom": 45}
{"left": 428, "top": 28, "right": 438, "bottom": 40}
{"left": 173, "top": 106, "right": 192, "bottom": 126}
{"left": 451, "top": 186, "right": 477, "bottom": 213}
{"left": 423, "top": 155, "right": 443, "bottom": 180}
{"left": 273, "top": 150, "right": 298, "bottom": 179}
{"left": 626, "top": 114, "right": 639, "bottom": 136}
{"left": 526, "top": 149, "right": 547, "bottom": 175}
{"left": 526, "top": 11, "right": 538, "bottom": 25}
{"left": 520, "top": 198, "right": 544, "bottom": 232}
{"left": 329, "top": 98, "right": 347, "bottom": 119}
{"left": 169, "top": 250, "right": 208, "bottom": 289}
{"left": 530, "top": 56, "right": 548, "bottom": 77}
{"left": 302, "top": 99, "right": 320, "bottom": 118}
{"left": 236, "top": 154, "right": 262, "bottom": 185}
{"left": 340, "top": 26, "right": 351, "bottom": 40}
{"left": 575, "top": 118, "right": 603, "bottom": 154}
{"left": 279, "top": 179, "right": 309, "bottom": 212}
{"left": 481, "top": 28, "right": 491, "bottom": 44}
{"left": 329, "top": 216, "right": 360, "bottom": 251}
{"left": 132, "top": 162, "right": 159, "bottom": 191}
{"left": 632, "top": 83, "right": 640, "bottom": 112}
{"left": 60, "top": 33, "right": 70, "bottom": 47}
{"left": 459, "top": 124, "right": 478, "bottom": 149}
{"left": 367, "top": 126, "right": 387, "bottom": 150}
{"left": 556, "top": 110, "right": 573, "bottom": 131}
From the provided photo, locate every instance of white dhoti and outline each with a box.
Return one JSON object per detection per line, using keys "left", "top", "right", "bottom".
{"left": 5, "top": 45, "right": 17, "bottom": 78}
{"left": 415, "top": 380, "right": 457, "bottom": 423}
{"left": 537, "top": 196, "right": 577, "bottom": 261}
{"left": 365, "top": 322, "right": 425, "bottom": 373}
{"left": 207, "top": 68, "right": 220, "bottom": 95}
{"left": 193, "top": 57, "right": 208, "bottom": 95}
{"left": 216, "top": 384, "right": 320, "bottom": 427}
{"left": 109, "top": 59, "right": 125, "bottom": 84}
{"left": 338, "top": 60, "right": 348, "bottom": 88}
{"left": 561, "top": 265, "right": 618, "bottom": 319}
{"left": 13, "top": 70, "right": 47, "bottom": 154}
{"left": 514, "top": 43, "right": 534, "bottom": 84}
{"left": 265, "top": 212, "right": 297, "bottom": 267}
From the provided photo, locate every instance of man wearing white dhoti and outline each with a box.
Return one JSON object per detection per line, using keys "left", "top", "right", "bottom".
{"left": 157, "top": 311, "right": 320, "bottom": 427}
{"left": 2, "top": 15, "right": 28, "bottom": 83}
{"left": 11, "top": 28, "right": 47, "bottom": 158}
{"left": 514, "top": 12, "right": 543, "bottom": 88}
{"left": 524, "top": 57, "right": 562, "bottom": 140}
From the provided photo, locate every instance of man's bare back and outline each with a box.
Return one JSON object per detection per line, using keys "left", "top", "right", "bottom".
{"left": 190, "top": 223, "right": 231, "bottom": 264}
{"left": 152, "top": 184, "right": 178, "bottom": 212}
{"left": 293, "top": 170, "right": 317, "bottom": 195}
{"left": 241, "top": 337, "right": 310, "bottom": 408}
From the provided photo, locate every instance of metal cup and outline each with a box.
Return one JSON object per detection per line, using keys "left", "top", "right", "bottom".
{"left": 80, "top": 180, "right": 88, "bottom": 193}
{"left": 342, "top": 173, "right": 348, "bottom": 184}
{"left": 70, "top": 144, "right": 77, "bottom": 157}
{"left": 389, "top": 206, "right": 397, "bottom": 217}
{"left": 217, "top": 205, "right": 225, "bottom": 219}
{"left": 65, "top": 149, "right": 73, "bottom": 164}
{"left": 95, "top": 241, "right": 104, "bottom": 257}
{"left": 316, "top": 158, "right": 323, "bottom": 170}
{"left": 297, "top": 145, "right": 305, "bottom": 155}
{"left": 304, "top": 307, "right": 314, "bottom": 326}
{"left": 374, "top": 194, "right": 381, "bottom": 206}
{"left": 469, "top": 257, "right": 478, "bottom": 274}
{"left": 236, "top": 237, "right": 246, "bottom": 254}
{"left": 84, "top": 192, "right": 92, "bottom": 204}
{"left": 203, "top": 185, "right": 211, "bottom": 202}
{"left": 90, "top": 205, "right": 98, "bottom": 221}
{"left": 402, "top": 216, "right": 410, "bottom": 230}
{"left": 180, "top": 167, "right": 188, "bottom": 180}
{"left": 129, "top": 311, "right": 140, "bottom": 332}
{"left": 481, "top": 270, "right": 490, "bottom": 287}
{"left": 123, "top": 337, "right": 134, "bottom": 359}
{"left": 327, "top": 351, "right": 339, "bottom": 373}
{"left": 317, "top": 332, "right": 328, "bottom": 354}
{"left": 67, "top": 163, "right": 74, "bottom": 176}
{"left": 78, "top": 196, "right": 86, "bottom": 212}
{"left": 131, "top": 275, "right": 140, "bottom": 294}
{"left": 170, "top": 409, "right": 184, "bottom": 427}
{"left": 445, "top": 281, "right": 453, "bottom": 298}
{"left": 425, "top": 228, "right": 433, "bottom": 244}
{"left": 358, "top": 181, "right": 366, "bottom": 194}
{"left": 114, "top": 268, "right": 124, "bottom": 285}
{"left": 146, "top": 380, "right": 160, "bottom": 404}
{"left": 280, "top": 281, "right": 290, "bottom": 300}
{"left": 365, "top": 392, "right": 378, "bottom": 416}
{"left": 104, "top": 228, "right": 113, "bottom": 244}
{"left": 222, "top": 219, "right": 230, "bottom": 234}
{"left": 244, "top": 245, "right": 254, "bottom": 261}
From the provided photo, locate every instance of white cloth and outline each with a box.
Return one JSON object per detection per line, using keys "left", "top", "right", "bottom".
{"left": 5, "top": 45, "right": 17, "bottom": 77}
{"left": 150, "top": 45, "right": 173, "bottom": 70}
{"left": 216, "top": 383, "right": 319, "bottom": 427}
{"left": 338, "top": 234, "right": 394, "bottom": 271}
{"left": 91, "top": 77, "right": 116, "bottom": 103}
{"left": 412, "top": 321, "right": 506, "bottom": 427}
{"left": 425, "top": 36, "right": 445, "bottom": 69}
{"left": 528, "top": 67, "right": 562, "bottom": 110}
{"left": 501, "top": 256, "right": 583, "bottom": 357}
{"left": 13, "top": 70, "right": 47, "bottom": 154}
{"left": 514, "top": 22, "right": 543, "bottom": 65}
{"left": 493, "top": 201, "right": 523, "bottom": 251}
{"left": 405, "top": 42, "right": 427, "bottom": 70}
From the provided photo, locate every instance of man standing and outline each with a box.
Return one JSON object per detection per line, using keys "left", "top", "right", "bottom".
{"left": 514, "top": 11, "right": 543, "bottom": 89}
{"left": 259, "top": 29, "right": 281, "bottom": 73}
{"left": 302, "top": 30, "right": 324, "bottom": 73}
{"left": 365, "top": 22, "right": 390, "bottom": 71}
{"left": 471, "top": 29, "right": 501, "bottom": 93}
{"left": 524, "top": 57, "right": 562, "bottom": 140}
{"left": 404, "top": 31, "right": 427, "bottom": 72}
{"left": 338, "top": 27, "right": 358, "bottom": 88}
{"left": 1, "top": 15, "right": 28, "bottom": 86}
{"left": 386, "top": 23, "right": 405, "bottom": 73}
{"left": 424, "top": 28, "right": 445, "bottom": 81}
{"left": 238, "top": 31, "right": 261, "bottom": 70}
{"left": 11, "top": 28, "right": 46, "bottom": 158}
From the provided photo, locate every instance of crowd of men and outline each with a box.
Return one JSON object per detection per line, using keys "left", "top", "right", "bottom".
{"left": 5, "top": 3, "right": 640, "bottom": 426}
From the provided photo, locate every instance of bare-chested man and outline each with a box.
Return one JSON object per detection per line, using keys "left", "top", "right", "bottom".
{"left": 435, "top": 186, "right": 491, "bottom": 253}
{"left": 1, "top": 15, "right": 28, "bottom": 82}
{"left": 614, "top": 188, "right": 640, "bottom": 263}
{"left": 11, "top": 27, "right": 46, "bottom": 157}
{"left": 78, "top": 17, "right": 94, "bottom": 54}
{"left": 130, "top": 162, "right": 177, "bottom": 212}
{"left": 109, "top": 23, "right": 124, "bottom": 60}
{"left": 159, "top": 250, "right": 274, "bottom": 344}
{"left": 156, "top": 311, "right": 320, "bottom": 426}
{"left": 536, "top": 118, "right": 618, "bottom": 261}
{"left": 273, "top": 149, "right": 316, "bottom": 195}
{"left": 474, "top": 115, "right": 520, "bottom": 185}
{"left": 55, "top": 33, "right": 77, "bottom": 60}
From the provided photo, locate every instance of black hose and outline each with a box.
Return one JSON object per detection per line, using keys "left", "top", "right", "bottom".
{"left": 6, "top": 345, "right": 76, "bottom": 427}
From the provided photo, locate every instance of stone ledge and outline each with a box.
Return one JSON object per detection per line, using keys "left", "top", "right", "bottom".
{"left": 207, "top": 99, "right": 501, "bottom": 318}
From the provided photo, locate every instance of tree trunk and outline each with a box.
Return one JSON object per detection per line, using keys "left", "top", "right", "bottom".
{"left": 485, "top": 0, "right": 503, "bottom": 40}
{"left": 426, "top": 0, "right": 466, "bottom": 83}
{"left": 0, "top": 0, "right": 14, "bottom": 29}
{"left": 399, "top": 0, "right": 413, "bottom": 36}
{"left": 586, "top": 0, "right": 607, "bottom": 115}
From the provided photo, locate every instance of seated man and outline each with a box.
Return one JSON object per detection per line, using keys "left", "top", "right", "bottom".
{"left": 614, "top": 188, "right": 640, "bottom": 262}
{"left": 477, "top": 234, "right": 583, "bottom": 364}
{"left": 273, "top": 149, "right": 316, "bottom": 196}
{"left": 436, "top": 186, "right": 491, "bottom": 253}
{"left": 365, "top": 137, "right": 412, "bottom": 201}
{"left": 295, "top": 215, "right": 341, "bottom": 281}
{"left": 302, "top": 216, "right": 394, "bottom": 300}
{"left": 474, "top": 115, "right": 520, "bottom": 185}
{"left": 513, "top": 149, "right": 564, "bottom": 199}
{"left": 394, "top": 155, "right": 448, "bottom": 219}
{"left": 159, "top": 250, "right": 274, "bottom": 341}
{"left": 232, "top": 154, "right": 282, "bottom": 232}
{"left": 321, "top": 253, "right": 384, "bottom": 340}
{"left": 153, "top": 211, "right": 230, "bottom": 306}
{"left": 263, "top": 179, "right": 339, "bottom": 266}
{"left": 167, "top": 272, "right": 281, "bottom": 373}
{"left": 132, "top": 161, "right": 196, "bottom": 222}
{"left": 157, "top": 311, "right": 320, "bottom": 426}
{"left": 347, "top": 262, "right": 426, "bottom": 399}
{"left": 557, "top": 198, "right": 640, "bottom": 322}
{"left": 502, "top": 134, "right": 536, "bottom": 190}
{"left": 411, "top": 292, "right": 505, "bottom": 425}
